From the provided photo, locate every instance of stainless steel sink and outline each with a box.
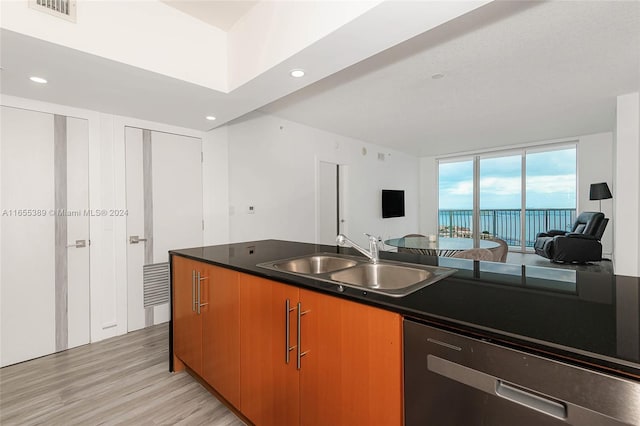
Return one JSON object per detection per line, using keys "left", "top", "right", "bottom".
{"left": 329, "top": 263, "right": 429, "bottom": 289}
{"left": 257, "top": 253, "right": 456, "bottom": 297}
{"left": 272, "top": 255, "right": 358, "bottom": 274}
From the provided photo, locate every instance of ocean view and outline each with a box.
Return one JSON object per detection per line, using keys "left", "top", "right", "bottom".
{"left": 438, "top": 208, "right": 577, "bottom": 247}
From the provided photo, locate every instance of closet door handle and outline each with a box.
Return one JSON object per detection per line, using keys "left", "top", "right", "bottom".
{"left": 66, "top": 239, "right": 87, "bottom": 248}
{"left": 129, "top": 235, "right": 147, "bottom": 244}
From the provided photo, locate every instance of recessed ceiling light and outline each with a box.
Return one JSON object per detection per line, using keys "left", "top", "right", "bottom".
{"left": 431, "top": 73, "right": 445, "bottom": 80}
{"left": 290, "top": 69, "right": 305, "bottom": 78}
{"left": 30, "top": 76, "right": 48, "bottom": 84}
{"left": 205, "top": 116, "right": 216, "bottom": 121}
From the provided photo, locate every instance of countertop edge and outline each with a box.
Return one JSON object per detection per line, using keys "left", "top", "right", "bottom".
{"left": 169, "top": 242, "right": 640, "bottom": 381}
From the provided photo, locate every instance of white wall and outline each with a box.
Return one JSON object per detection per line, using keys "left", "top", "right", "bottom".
{"left": 0, "top": 95, "right": 232, "bottom": 343}
{"left": 577, "top": 132, "right": 614, "bottom": 256}
{"left": 419, "top": 156, "right": 439, "bottom": 236}
{"left": 614, "top": 92, "right": 640, "bottom": 277}
{"left": 203, "top": 126, "right": 230, "bottom": 245}
{"left": 227, "top": 1, "right": 380, "bottom": 90}
{"left": 226, "top": 112, "right": 419, "bottom": 248}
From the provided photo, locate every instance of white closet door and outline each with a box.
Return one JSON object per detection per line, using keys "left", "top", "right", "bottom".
{"left": 0, "top": 107, "right": 90, "bottom": 367}
{"left": 318, "top": 161, "right": 338, "bottom": 245}
{"left": 66, "top": 117, "right": 90, "bottom": 349}
{"left": 125, "top": 128, "right": 202, "bottom": 332}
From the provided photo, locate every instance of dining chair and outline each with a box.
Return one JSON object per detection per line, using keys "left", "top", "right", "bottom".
{"left": 452, "top": 248, "right": 494, "bottom": 261}
{"left": 487, "top": 238, "right": 508, "bottom": 263}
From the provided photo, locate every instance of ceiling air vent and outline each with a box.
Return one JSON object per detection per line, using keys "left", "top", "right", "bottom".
{"left": 29, "top": 0, "right": 77, "bottom": 22}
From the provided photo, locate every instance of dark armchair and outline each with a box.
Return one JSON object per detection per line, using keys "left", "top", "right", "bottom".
{"left": 534, "top": 212, "right": 608, "bottom": 263}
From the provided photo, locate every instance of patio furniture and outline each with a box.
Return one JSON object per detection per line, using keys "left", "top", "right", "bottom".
{"left": 487, "top": 237, "right": 509, "bottom": 263}
{"left": 397, "top": 234, "right": 429, "bottom": 255}
{"left": 451, "top": 248, "right": 495, "bottom": 261}
{"left": 533, "top": 211, "right": 608, "bottom": 263}
{"left": 385, "top": 236, "right": 499, "bottom": 257}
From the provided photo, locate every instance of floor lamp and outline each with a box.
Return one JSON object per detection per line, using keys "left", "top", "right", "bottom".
{"left": 589, "top": 182, "right": 612, "bottom": 212}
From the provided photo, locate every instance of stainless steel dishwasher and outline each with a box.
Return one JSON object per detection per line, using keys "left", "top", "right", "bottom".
{"left": 404, "top": 319, "right": 640, "bottom": 425}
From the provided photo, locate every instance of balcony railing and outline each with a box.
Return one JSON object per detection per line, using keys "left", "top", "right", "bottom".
{"left": 438, "top": 208, "right": 577, "bottom": 248}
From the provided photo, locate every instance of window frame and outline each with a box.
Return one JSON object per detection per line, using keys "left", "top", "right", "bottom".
{"left": 437, "top": 141, "right": 577, "bottom": 253}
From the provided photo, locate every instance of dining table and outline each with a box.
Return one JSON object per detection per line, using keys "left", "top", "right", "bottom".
{"left": 383, "top": 236, "right": 500, "bottom": 257}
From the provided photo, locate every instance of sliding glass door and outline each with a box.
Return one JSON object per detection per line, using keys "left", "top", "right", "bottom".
{"left": 525, "top": 147, "right": 577, "bottom": 248}
{"left": 479, "top": 154, "right": 522, "bottom": 247}
{"left": 438, "top": 159, "right": 474, "bottom": 239}
{"left": 438, "top": 144, "right": 576, "bottom": 253}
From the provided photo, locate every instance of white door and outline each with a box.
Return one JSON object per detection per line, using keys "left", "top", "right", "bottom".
{"left": 0, "top": 106, "right": 90, "bottom": 367}
{"left": 318, "top": 161, "right": 339, "bottom": 245}
{"left": 318, "top": 162, "right": 348, "bottom": 245}
{"left": 125, "top": 127, "right": 203, "bottom": 332}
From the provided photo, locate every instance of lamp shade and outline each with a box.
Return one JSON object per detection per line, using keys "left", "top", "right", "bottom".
{"left": 589, "top": 182, "right": 612, "bottom": 200}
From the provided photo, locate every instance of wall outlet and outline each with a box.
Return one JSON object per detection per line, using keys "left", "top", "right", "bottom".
{"left": 248, "top": 205, "right": 256, "bottom": 214}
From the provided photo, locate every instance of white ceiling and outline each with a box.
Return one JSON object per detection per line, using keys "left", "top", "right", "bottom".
{"left": 161, "top": 0, "right": 258, "bottom": 31}
{"left": 261, "top": 1, "right": 640, "bottom": 156}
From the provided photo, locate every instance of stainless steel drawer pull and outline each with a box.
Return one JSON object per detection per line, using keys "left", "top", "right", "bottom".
{"left": 296, "top": 302, "right": 310, "bottom": 370}
{"left": 285, "top": 299, "right": 296, "bottom": 364}
{"left": 198, "top": 274, "right": 208, "bottom": 310}
{"left": 496, "top": 381, "right": 567, "bottom": 420}
{"left": 192, "top": 270, "right": 196, "bottom": 312}
{"left": 196, "top": 272, "right": 202, "bottom": 315}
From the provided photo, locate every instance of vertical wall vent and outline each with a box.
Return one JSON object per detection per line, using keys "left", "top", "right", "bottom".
{"left": 29, "top": 0, "right": 77, "bottom": 22}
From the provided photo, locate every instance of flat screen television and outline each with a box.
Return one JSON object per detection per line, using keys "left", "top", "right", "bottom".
{"left": 382, "top": 189, "right": 405, "bottom": 218}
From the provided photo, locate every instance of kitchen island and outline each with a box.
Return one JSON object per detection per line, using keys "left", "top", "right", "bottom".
{"left": 170, "top": 239, "right": 640, "bottom": 425}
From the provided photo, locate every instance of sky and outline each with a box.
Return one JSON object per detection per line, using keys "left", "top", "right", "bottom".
{"left": 439, "top": 148, "right": 576, "bottom": 210}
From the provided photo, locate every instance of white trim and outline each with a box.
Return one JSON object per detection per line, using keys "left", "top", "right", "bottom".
{"left": 1, "top": 94, "right": 100, "bottom": 121}
{"left": 435, "top": 138, "right": 580, "bottom": 160}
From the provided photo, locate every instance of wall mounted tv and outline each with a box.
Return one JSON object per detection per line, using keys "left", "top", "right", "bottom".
{"left": 382, "top": 189, "right": 405, "bottom": 218}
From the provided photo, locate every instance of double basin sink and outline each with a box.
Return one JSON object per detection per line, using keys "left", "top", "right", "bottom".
{"left": 257, "top": 253, "right": 456, "bottom": 297}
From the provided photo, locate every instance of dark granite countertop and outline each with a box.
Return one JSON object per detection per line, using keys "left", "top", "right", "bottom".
{"left": 170, "top": 239, "right": 640, "bottom": 380}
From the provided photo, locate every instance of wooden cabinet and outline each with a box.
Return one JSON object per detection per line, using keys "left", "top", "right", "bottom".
{"left": 172, "top": 256, "right": 241, "bottom": 406}
{"left": 202, "top": 265, "right": 241, "bottom": 408}
{"left": 238, "top": 273, "right": 402, "bottom": 426}
{"left": 239, "top": 274, "right": 300, "bottom": 426}
{"left": 172, "top": 255, "right": 203, "bottom": 374}
{"left": 298, "top": 289, "right": 403, "bottom": 426}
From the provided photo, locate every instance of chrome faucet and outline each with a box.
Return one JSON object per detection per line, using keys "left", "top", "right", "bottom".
{"left": 336, "top": 233, "right": 380, "bottom": 264}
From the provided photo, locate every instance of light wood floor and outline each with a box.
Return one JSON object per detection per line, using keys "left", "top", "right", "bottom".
{"left": 0, "top": 324, "right": 245, "bottom": 426}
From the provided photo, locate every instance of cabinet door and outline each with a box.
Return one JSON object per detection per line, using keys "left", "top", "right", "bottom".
{"left": 202, "top": 265, "right": 241, "bottom": 407}
{"left": 172, "top": 256, "right": 202, "bottom": 373}
{"left": 240, "top": 274, "right": 300, "bottom": 426}
{"left": 299, "top": 289, "right": 403, "bottom": 426}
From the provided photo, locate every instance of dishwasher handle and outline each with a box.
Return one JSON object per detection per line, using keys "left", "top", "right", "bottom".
{"left": 496, "top": 380, "right": 567, "bottom": 420}
{"left": 428, "top": 355, "right": 567, "bottom": 421}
